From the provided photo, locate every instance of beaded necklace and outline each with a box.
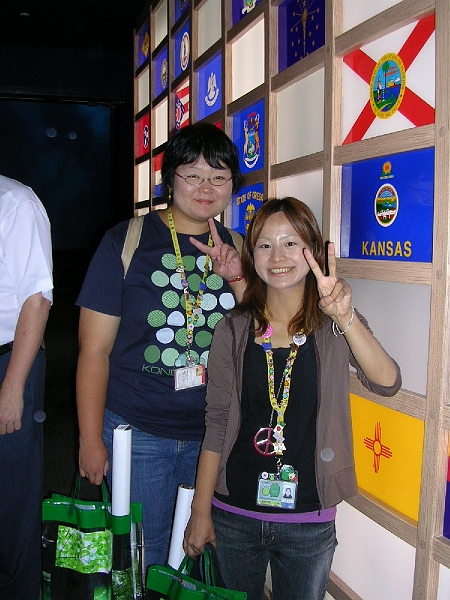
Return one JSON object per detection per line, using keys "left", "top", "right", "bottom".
{"left": 261, "top": 325, "right": 306, "bottom": 455}
{"left": 167, "top": 208, "right": 212, "bottom": 364}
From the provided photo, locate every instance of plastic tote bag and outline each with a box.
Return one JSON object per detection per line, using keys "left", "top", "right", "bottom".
{"left": 145, "top": 543, "right": 247, "bottom": 600}
{"left": 42, "top": 477, "right": 144, "bottom": 599}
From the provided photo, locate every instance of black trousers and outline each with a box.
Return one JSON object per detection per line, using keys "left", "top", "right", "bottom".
{"left": 0, "top": 349, "right": 45, "bottom": 600}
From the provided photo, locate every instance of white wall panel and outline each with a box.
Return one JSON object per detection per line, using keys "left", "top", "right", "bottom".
{"left": 137, "top": 161, "right": 150, "bottom": 202}
{"left": 333, "top": 502, "right": 415, "bottom": 600}
{"left": 137, "top": 68, "right": 150, "bottom": 112}
{"left": 276, "top": 171, "right": 323, "bottom": 230}
{"left": 347, "top": 278, "right": 430, "bottom": 396}
{"left": 277, "top": 69, "right": 324, "bottom": 162}
{"left": 198, "top": 0, "right": 221, "bottom": 57}
{"left": 438, "top": 565, "right": 450, "bottom": 600}
{"left": 342, "top": 0, "right": 402, "bottom": 33}
{"left": 231, "top": 19, "right": 264, "bottom": 101}
{"left": 154, "top": 0, "right": 168, "bottom": 48}
{"left": 154, "top": 99, "right": 168, "bottom": 148}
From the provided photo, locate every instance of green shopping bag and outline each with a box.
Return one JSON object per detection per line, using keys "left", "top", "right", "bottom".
{"left": 145, "top": 543, "right": 247, "bottom": 600}
{"left": 42, "top": 477, "right": 144, "bottom": 600}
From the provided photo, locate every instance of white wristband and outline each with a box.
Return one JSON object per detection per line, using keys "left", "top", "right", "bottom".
{"left": 332, "top": 305, "right": 355, "bottom": 337}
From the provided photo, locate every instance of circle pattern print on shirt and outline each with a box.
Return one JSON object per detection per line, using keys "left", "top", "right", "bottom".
{"left": 162, "top": 290, "right": 180, "bottom": 309}
{"left": 148, "top": 310, "right": 166, "bottom": 327}
{"left": 144, "top": 345, "right": 161, "bottom": 364}
{"left": 143, "top": 250, "right": 235, "bottom": 372}
{"left": 152, "top": 270, "right": 170, "bottom": 287}
{"left": 161, "top": 347, "right": 180, "bottom": 367}
{"left": 206, "top": 274, "right": 224, "bottom": 291}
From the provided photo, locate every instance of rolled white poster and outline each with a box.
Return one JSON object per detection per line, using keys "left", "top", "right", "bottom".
{"left": 112, "top": 424, "right": 132, "bottom": 517}
{"left": 167, "top": 484, "right": 195, "bottom": 569}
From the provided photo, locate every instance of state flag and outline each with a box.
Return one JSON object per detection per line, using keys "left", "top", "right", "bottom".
{"left": 350, "top": 393, "right": 423, "bottom": 521}
{"left": 135, "top": 113, "right": 150, "bottom": 159}
{"left": 342, "top": 15, "right": 435, "bottom": 145}
{"left": 174, "top": 80, "right": 190, "bottom": 131}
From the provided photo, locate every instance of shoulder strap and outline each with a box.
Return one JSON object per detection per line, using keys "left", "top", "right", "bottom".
{"left": 121, "top": 216, "right": 144, "bottom": 278}
{"left": 226, "top": 227, "right": 244, "bottom": 256}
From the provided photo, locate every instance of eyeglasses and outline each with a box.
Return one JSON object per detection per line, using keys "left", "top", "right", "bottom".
{"left": 174, "top": 172, "right": 233, "bottom": 187}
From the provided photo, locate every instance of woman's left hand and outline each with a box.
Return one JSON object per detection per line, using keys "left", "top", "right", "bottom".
{"left": 190, "top": 218, "right": 242, "bottom": 282}
{"left": 304, "top": 242, "right": 352, "bottom": 321}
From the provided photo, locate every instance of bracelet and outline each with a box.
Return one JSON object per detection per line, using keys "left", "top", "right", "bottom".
{"left": 332, "top": 305, "right": 355, "bottom": 337}
{"left": 226, "top": 274, "right": 244, "bottom": 283}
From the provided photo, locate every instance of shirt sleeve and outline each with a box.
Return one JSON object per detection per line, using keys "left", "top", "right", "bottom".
{"left": 4, "top": 199, "right": 53, "bottom": 306}
{"left": 76, "top": 223, "right": 127, "bottom": 317}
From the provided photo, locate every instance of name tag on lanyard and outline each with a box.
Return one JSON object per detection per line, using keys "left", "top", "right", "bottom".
{"left": 174, "top": 364, "right": 206, "bottom": 391}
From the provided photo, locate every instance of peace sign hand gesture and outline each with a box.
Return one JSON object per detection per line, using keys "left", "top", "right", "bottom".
{"left": 190, "top": 218, "right": 242, "bottom": 283}
{"left": 304, "top": 242, "right": 353, "bottom": 325}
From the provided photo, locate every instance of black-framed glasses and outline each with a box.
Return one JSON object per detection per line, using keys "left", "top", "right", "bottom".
{"left": 174, "top": 172, "right": 233, "bottom": 187}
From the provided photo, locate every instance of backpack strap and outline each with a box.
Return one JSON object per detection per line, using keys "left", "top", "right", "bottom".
{"left": 226, "top": 227, "right": 244, "bottom": 256}
{"left": 121, "top": 216, "right": 144, "bottom": 278}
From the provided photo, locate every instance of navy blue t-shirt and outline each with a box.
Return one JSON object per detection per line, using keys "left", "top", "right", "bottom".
{"left": 76, "top": 211, "right": 235, "bottom": 440}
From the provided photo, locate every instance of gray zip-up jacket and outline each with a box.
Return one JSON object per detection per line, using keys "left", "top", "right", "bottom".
{"left": 202, "top": 310, "right": 402, "bottom": 509}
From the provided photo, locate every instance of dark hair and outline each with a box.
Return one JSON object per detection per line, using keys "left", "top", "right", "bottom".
{"left": 239, "top": 197, "right": 326, "bottom": 336}
{"left": 161, "top": 123, "right": 244, "bottom": 200}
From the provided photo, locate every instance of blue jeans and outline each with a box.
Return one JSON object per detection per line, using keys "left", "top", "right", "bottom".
{"left": 212, "top": 505, "right": 337, "bottom": 600}
{"left": 0, "top": 348, "right": 45, "bottom": 600}
{"left": 103, "top": 408, "right": 201, "bottom": 567}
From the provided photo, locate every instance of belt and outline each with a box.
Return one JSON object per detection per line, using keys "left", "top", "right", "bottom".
{"left": 0, "top": 343, "right": 13, "bottom": 357}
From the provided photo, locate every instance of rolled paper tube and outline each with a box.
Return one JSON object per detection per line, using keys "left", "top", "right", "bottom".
{"left": 167, "top": 484, "right": 195, "bottom": 569}
{"left": 112, "top": 425, "right": 132, "bottom": 517}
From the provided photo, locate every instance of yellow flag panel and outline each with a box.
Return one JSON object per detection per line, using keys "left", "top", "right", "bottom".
{"left": 350, "top": 394, "right": 424, "bottom": 521}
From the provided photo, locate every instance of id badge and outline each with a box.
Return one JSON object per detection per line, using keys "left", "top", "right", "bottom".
{"left": 174, "top": 364, "right": 206, "bottom": 391}
{"left": 256, "top": 468, "right": 298, "bottom": 509}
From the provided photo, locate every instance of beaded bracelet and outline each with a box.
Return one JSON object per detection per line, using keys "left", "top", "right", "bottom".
{"left": 332, "top": 305, "right": 355, "bottom": 337}
{"left": 226, "top": 274, "right": 244, "bottom": 283}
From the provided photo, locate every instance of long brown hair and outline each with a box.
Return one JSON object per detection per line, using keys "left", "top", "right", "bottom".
{"left": 239, "top": 197, "right": 326, "bottom": 336}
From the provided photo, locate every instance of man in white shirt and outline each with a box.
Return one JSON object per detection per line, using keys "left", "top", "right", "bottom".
{"left": 0, "top": 175, "right": 53, "bottom": 599}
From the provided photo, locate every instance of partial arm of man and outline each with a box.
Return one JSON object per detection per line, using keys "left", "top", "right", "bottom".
{"left": 183, "top": 449, "right": 221, "bottom": 557}
{"left": 76, "top": 307, "right": 121, "bottom": 485}
{"left": 0, "top": 292, "right": 51, "bottom": 435}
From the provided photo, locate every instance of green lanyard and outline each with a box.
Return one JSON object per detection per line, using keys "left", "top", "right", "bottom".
{"left": 167, "top": 208, "right": 212, "bottom": 363}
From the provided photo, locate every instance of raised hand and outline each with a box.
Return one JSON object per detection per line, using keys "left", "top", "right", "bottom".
{"left": 190, "top": 218, "right": 242, "bottom": 282}
{"left": 303, "top": 242, "right": 352, "bottom": 321}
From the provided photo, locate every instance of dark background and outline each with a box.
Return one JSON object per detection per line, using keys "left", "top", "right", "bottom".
{"left": 0, "top": 0, "right": 149, "bottom": 498}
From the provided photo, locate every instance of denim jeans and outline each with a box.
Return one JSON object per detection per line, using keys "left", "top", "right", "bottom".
{"left": 212, "top": 505, "right": 337, "bottom": 600}
{"left": 0, "top": 349, "right": 45, "bottom": 600}
{"left": 103, "top": 408, "right": 201, "bottom": 567}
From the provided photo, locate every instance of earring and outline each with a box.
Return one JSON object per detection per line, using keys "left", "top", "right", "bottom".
{"left": 168, "top": 188, "right": 172, "bottom": 203}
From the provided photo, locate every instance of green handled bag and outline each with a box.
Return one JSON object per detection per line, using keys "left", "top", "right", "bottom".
{"left": 42, "top": 477, "right": 113, "bottom": 599}
{"left": 145, "top": 543, "right": 247, "bottom": 600}
{"left": 42, "top": 476, "right": 144, "bottom": 600}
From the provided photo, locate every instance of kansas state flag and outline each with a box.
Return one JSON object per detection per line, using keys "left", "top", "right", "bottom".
{"left": 341, "top": 148, "right": 434, "bottom": 262}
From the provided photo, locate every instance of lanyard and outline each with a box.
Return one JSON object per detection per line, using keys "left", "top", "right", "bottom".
{"left": 262, "top": 328, "right": 299, "bottom": 429}
{"left": 167, "top": 208, "right": 212, "bottom": 357}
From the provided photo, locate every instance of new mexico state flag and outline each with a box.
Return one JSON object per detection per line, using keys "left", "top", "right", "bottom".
{"left": 350, "top": 394, "right": 424, "bottom": 521}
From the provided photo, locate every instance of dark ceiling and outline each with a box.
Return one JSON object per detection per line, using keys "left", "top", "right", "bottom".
{"left": 0, "top": 0, "right": 148, "bottom": 54}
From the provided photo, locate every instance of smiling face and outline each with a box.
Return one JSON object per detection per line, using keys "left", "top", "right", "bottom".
{"left": 253, "top": 212, "right": 311, "bottom": 295}
{"left": 170, "top": 155, "right": 233, "bottom": 230}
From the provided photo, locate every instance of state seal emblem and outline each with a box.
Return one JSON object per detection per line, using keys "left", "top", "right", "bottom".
{"left": 180, "top": 32, "right": 190, "bottom": 71}
{"left": 370, "top": 53, "right": 406, "bottom": 119}
{"left": 243, "top": 112, "right": 261, "bottom": 169}
{"left": 205, "top": 72, "right": 219, "bottom": 107}
{"left": 160, "top": 58, "right": 168, "bottom": 90}
{"left": 143, "top": 125, "right": 149, "bottom": 149}
{"left": 374, "top": 184, "right": 398, "bottom": 227}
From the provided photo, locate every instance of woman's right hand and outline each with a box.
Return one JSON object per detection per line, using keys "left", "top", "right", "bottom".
{"left": 183, "top": 513, "right": 216, "bottom": 558}
{"left": 79, "top": 437, "right": 109, "bottom": 486}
